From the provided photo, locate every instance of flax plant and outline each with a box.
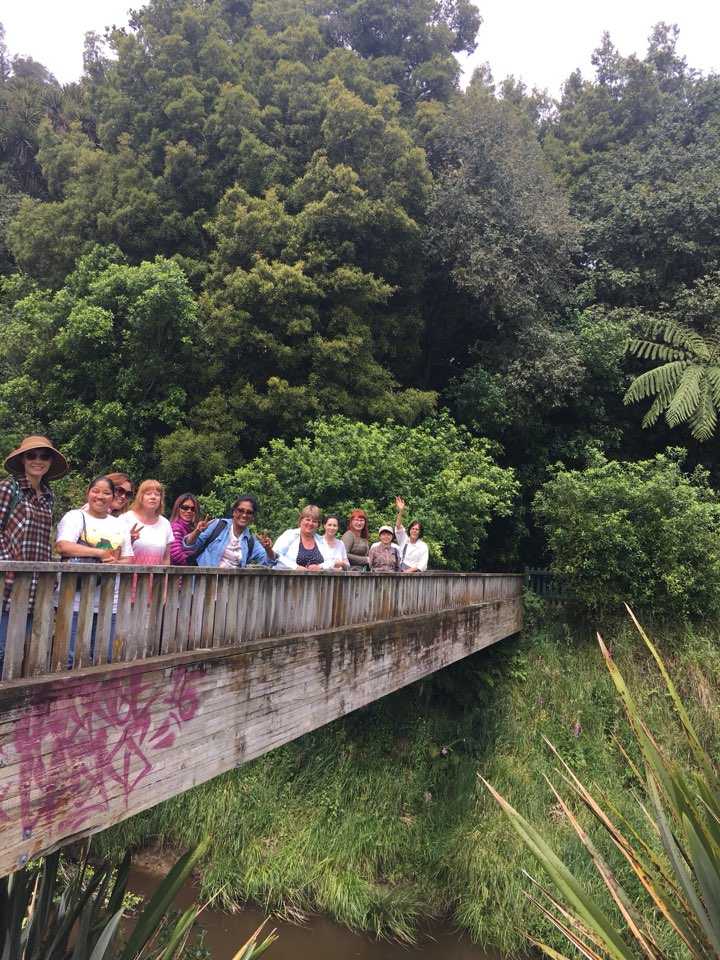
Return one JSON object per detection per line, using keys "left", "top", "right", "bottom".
{"left": 0, "top": 837, "right": 277, "bottom": 960}
{"left": 484, "top": 606, "right": 720, "bottom": 960}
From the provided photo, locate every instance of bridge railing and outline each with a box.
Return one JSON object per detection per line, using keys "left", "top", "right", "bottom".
{"left": 0, "top": 563, "right": 523, "bottom": 682}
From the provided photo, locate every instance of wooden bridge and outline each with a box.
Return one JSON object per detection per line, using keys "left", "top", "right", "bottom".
{"left": 0, "top": 562, "right": 523, "bottom": 877}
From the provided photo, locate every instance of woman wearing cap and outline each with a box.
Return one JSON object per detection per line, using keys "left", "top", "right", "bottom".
{"left": 0, "top": 435, "right": 68, "bottom": 671}
{"left": 368, "top": 525, "right": 401, "bottom": 572}
{"left": 273, "top": 505, "right": 335, "bottom": 571}
{"left": 394, "top": 497, "right": 429, "bottom": 573}
{"left": 341, "top": 509, "right": 371, "bottom": 570}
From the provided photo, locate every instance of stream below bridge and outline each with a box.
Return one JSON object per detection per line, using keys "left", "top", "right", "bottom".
{"left": 129, "top": 862, "right": 501, "bottom": 960}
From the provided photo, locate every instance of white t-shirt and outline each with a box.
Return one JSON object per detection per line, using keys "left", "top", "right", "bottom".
{"left": 324, "top": 537, "right": 348, "bottom": 565}
{"left": 395, "top": 525, "right": 429, "bottom": 571}
{"left": 219, "top": 527, "right": 244, "bottom": 568}
{"left": 123, "top": 511, "right": 174, "bottom": 564}
{"left": 55, "top": 510, "right": 133, "bottom": 611}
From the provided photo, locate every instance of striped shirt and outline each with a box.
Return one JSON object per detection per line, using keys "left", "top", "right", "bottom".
{"left": 0, "top": 474, "right": 55, "bottom": 611}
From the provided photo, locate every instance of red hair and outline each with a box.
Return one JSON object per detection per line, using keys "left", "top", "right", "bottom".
{"left": 347, "top": 509, "right": 369, "bottom": 540}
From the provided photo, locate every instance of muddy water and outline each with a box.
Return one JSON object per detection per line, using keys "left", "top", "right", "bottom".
{"left": 129, "top": 863, "right": 501, "bottom": 960}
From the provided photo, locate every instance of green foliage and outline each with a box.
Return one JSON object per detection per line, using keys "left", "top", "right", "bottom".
{"left": 486, "top": 611, "right": 720, "bottom": 960}
{"left": 0, "top": 244, "right": 200, "bottom": 478}
{"left": 204, "top": 412, "right": 518, "bottom": 569}
{"left": 533, "top": 448, "right": 720, "bottom": 623}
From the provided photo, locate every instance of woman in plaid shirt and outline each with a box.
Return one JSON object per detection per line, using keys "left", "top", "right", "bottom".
{"left": 0, "top": 435, "right": 68, "bottom": 674}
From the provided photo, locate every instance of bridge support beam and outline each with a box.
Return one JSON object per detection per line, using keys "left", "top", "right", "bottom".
{"left": 0, "top": 596, "right": 521, "bottom": 876}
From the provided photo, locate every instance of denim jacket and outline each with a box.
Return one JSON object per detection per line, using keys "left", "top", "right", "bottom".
{"left": 183, "top": 519, "right": 276, "bottom": 568}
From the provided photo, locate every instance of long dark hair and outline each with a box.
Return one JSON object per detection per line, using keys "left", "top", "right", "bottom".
{"left": 169, "top": 492, "right": 200, "bottom": 523}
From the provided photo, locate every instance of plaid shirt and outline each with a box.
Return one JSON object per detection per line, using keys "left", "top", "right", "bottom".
{"left": 0, "top": 474, "right": 55, "bottom": 611}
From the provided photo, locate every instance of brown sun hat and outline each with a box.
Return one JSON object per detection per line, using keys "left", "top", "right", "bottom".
{"left": 4, "top": 435, "right": 69, "bottom": 481}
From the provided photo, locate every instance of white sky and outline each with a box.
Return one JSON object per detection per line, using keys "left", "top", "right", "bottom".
{"left": 2, "top": 1, "right": 719, "bottom": 97}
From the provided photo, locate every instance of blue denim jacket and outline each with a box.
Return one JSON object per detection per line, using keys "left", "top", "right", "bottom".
{"left": 183, "top": 519, "right": 276, "bottom": 568}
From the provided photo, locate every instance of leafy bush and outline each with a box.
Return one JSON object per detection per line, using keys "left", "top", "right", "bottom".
{"left": 204, "top": 412, "right": 519, "bottom": 570}
{"left": 533, "top": 448, "right": 720, "bottom": 622}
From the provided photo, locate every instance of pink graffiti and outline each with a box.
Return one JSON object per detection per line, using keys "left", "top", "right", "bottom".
{"left": 13, "top": 666, "right": 202, "bottom": 834}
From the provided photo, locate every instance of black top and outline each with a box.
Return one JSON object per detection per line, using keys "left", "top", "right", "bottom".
{"left": 296, "top": 540, "right": 324, "bottom": 567}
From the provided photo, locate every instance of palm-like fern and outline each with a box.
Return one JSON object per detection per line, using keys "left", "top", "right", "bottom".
{"left": 624, "top": 320, "right": 720, "bottom": 442}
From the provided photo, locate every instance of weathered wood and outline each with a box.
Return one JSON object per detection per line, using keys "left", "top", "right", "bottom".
{"left": 0, "top": 594, "right": 522, "bottom": 875}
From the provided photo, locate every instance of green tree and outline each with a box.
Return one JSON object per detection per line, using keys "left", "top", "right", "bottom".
{"left": 0, "top": 244, "right": 200, "bottom": 476}
{"left": 533, "top": 447, "right": 720, "bottom": 622}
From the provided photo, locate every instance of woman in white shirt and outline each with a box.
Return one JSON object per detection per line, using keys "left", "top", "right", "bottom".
{"left": 394, "top": 496, "right": 429, "bottom": 573}
{"left": 56, "top": 476, "right": 134, "bottom": 665}
{"left": 322, "top": 514, "right": 350, "bottom": 570}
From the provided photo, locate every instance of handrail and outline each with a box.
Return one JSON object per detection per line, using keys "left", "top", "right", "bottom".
{"left": 0, "top": 563, "right": 523, "bottom": 682}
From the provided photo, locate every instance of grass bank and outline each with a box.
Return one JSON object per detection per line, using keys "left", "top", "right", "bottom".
{"left": 98, "top": 603, "right": 720, "bottom": 951}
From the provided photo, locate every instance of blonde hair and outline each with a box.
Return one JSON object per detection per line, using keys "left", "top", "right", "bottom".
{"left": 132, "top": 479, "right": 166, "bottom": 516}
{"left": 298, "top": 504, "right": 322, "bottom": 524}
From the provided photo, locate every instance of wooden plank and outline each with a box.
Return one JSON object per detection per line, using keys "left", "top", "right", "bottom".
{"left": 73, "top": 574, "right": 98, "bottom": 670}
{"left": 112, "top": 573, "right": 135, "bottom": 661}
{"left": 94, "top": 576, "right": 116, "bottom": 666}
{"left": 50, "top": 573, "right": 76, "bottom": 673}
{"left": 3, "top": 573, "right": 32, "bottom": 680}
{"left": 24, "top": 574, "right": 55, "bottom": 677}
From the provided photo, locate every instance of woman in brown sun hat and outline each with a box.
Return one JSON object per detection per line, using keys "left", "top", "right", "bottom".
{"left": 0, "top": 435, "right": 68, "bottom": 673}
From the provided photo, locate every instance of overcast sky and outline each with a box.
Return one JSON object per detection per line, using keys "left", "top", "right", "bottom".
{"left": 2, "top": 0, "right": 719, "bottom": 97}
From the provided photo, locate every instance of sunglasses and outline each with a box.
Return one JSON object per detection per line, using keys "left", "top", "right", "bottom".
{"left": 234, "top": 508, "right": 255, "bottom": 516}
{"left": 179, "top": 503, "right": 196, "bottom": 512}
{"left": 115, "top": 487, "right": 133, "bottom": 498}
{"left": 25, "top": 450, "right": 52, "bottom": 461}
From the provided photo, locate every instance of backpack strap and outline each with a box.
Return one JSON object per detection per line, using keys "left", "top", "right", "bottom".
{"left": 0, "top": 476, "right": 23, "bottom": 531}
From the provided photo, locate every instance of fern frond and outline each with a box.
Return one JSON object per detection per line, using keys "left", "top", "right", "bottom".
{"left": 687, "top": 385, "right": 717, "bottom": 442}
{"left": 624, "top": 362, "right": 687, "bottom": 404}
{"left": 626, "top": 339, "right": 686, "bottom": 362}
{"left": 642, "top": 394, "right": 669, "bottom": 428}
{"left": 706, "top": 367, "right": 720, "bottom": 407}
{"left": 665, "top": 366, "right": 703, "bottom": 428}
{"left": 646, "top": 320, "right": 709, "bottom": 358}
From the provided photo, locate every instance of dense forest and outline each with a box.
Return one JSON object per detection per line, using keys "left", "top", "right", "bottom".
{"left": 2, "top": 2, "right": 720, "bottom": 577}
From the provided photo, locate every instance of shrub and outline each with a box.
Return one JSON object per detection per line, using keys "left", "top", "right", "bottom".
{"left": 533, "top": 447, "right": 720, "bottom": 623}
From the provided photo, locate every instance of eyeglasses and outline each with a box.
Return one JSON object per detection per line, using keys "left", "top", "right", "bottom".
{"left": 179, "top": 503, "right": 195, "bottom": 512}
{"left": 234, "top": 508, "right": 255, "bottom": 516}
{"left": 25, "top": 451, "right": 52, "bottom": 461}
{"left": 115, "top": 487, "right": 133, "bottom": 498}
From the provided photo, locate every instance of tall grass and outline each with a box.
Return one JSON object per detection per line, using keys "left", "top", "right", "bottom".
{"left": 98, "top": 607, "right": 720, "bottom": 950}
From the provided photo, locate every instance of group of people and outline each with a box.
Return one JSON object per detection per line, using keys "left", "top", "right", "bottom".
{"left": 0, "top": 434, "right": 429, "bottom": 669}
{"left": 174, "top": 497, "right": 428, "bottom": 574}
